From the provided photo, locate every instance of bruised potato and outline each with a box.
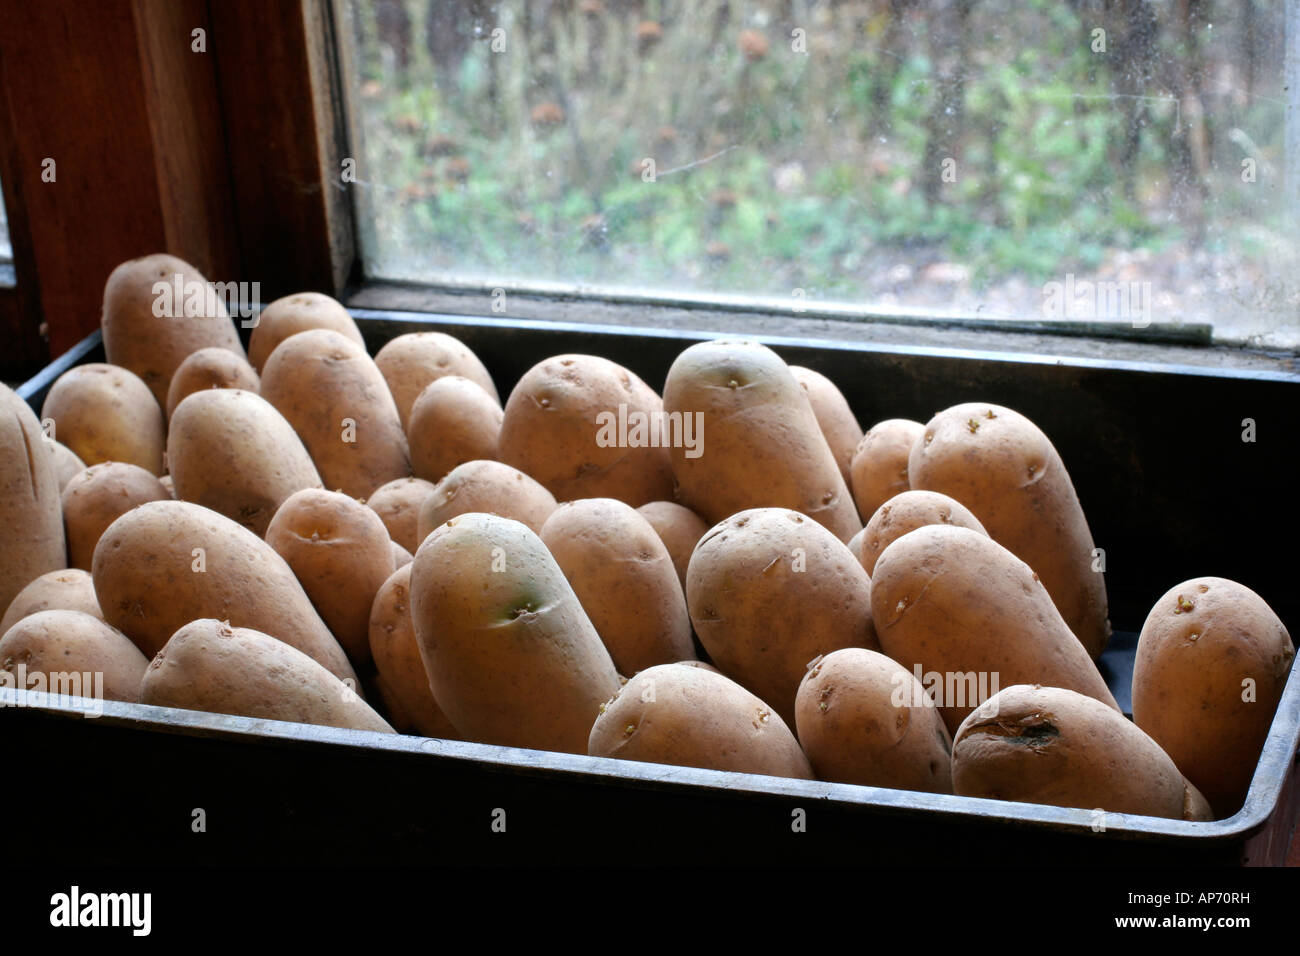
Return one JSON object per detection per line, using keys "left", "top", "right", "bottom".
{"left": 870, "top": 525, "right": 1117, "bottom": 734}
{"left": 1, "top": 569, "right": 103, "bottom": 634}
{"left": 247, "top": 292, "right": 364, "bottom": 373}
{"left": 260, "top": 329, "right": 411, "bottom": 499}
{"left": 374, "top": 331, "right": 499, "bottom": 430}
{"left": 636, "top": 500, "right": 709, "bottom": 592}
{"left": 265, "top": 489, "right": 396, "bottom": 669}
{"left": 849, "top": 419, "right": 924, "bottom": 523}
{"left": 498, "top": 354, "right": 675, "bottom": 507}
{"left": 408, "top": 376, "right": 502, "bottom": 482}
{"left": 0, "top": 385, "right": 65, "bottom": 614}
{"left": 62, "top": 462, "right": 171, "bottom": 570}
{"left": 791, "top": 365, "right": 863, "bottom": 488}
{"left": 796, "top": 648, "right": 952, "bottom": 793}
{"left": 164, "top": 346, "right": 260, "bottom": 420}
{"left": 140, "top": 619, "right": 393, "bottom": 733}
{"left": 366, "top": 477, "right": 435, "bottom": 553}
{"left": 1132, "top": 577, "right": 1295, "bottom": 817}
{"left": 541, "top": 498, "right": 694, "bottom": 674}
{"left": 101, "top": 254, "right": 247, "bottom": 408}
{"left": 952, "top": 684, "right": 1212, "bottom": 821}
{"left": 168, "top": 389, "right": 322, "bottom": 536}
{"left": 859, "top": 490, "right": 988, "bottom": 574}
{"left": 0, "top": 609, "right": 148, "bottom": 703}
{"left": 686, "top": 507, "right": 878, "bottom": 724}
{"left": 40, "top": 364, "right": 166, "bottom": 475}
{"left": 663, "top": 340, "right": 860, "bottom": 540}
{"left": 588, "top": 663, "right": 813, "bottom": 780}
{"left": 416, "top": 459, "right": 556, "bottom": 544}
{"left": 409, "top": 512, "right": 620, "bottom": 753}
{"left": 909, "top": 403, "right": 1110, "bottom": 658}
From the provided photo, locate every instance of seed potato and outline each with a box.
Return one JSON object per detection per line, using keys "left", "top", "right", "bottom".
{"left": 1, "top": 569, "right": 103, "bottom": 634}
{"left": 408, "top": 375, "right": 503, "bottom": 482}
{"left": 0, "top": 385, "right": 66, "bottom": 613}
{"left": 849, "top": 419, "right": 925, "bottom": 523}
{"left": 40, "top": 364, "right": 166, "bottom": 475}
{"left": 416, "top": 459, "right": 556, "bottom": 543}
{"left": 374, "top": 331, "right": 499, "bottom": 430}
{"left": 365, "top": 476, "right": 435, "bottom": 552}
{"left": 247, "top": 292, "right": 365, "bottom": 373}
{"left": 859, "top": 489, "right": 988, "bottom": 574}
{"left": 791, "top": 365, "right": 863, "bottom": 489}
{"left": 62, "top": 462, "right": 173, "bottom": 570}
{"left": 164, "top": 346, "right": 260, "bottom": 420}
{"left": 636, "top": 500, "right": 709, "bottom": 592}
{"left": 0, "top": 609, "right": 148, "bottom": 703}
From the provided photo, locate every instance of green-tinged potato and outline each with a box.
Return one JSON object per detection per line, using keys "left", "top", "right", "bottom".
{"left": 860, "top": 490, "right": 988, "bottom": 574}
{"left": 791, "top": 366, "right": 863, "bottom": 488}
{"left": 541, "top": 499, "right": 694, "bottom": 674}
{"left": 140, "top": 619, "right": 392, "bottom": 733}
{"left": 953, "top": 685, "right": 1211, "bottom": 821}
{"left": 663, "top": 340, "right": 860, "bottom": 540}
{"left": 498, "top": 354, "right": 675, "bottom": 507}
{"left": 247, "top": 292, "right": 365, "bottom": 373}
{"left": 374, "top": 331, "right": 499, "bottom": 430}
{"left": 1133, "top": 577, "right": 1295, "bottom": 817}
{"left": 0, "top": 609, "right": 147, "bottom": 702}
{"left": 368, "top": 564, "right": 458, "bottom": 738}
{"left": 265, "top": 489, "right": 395, "bottom": 668}
{"left": 101, "top": 254, "right": 246, "bottom": 407}
{"left": 871, "top": 525, "right": 1117, "bottom": 734}
{"left": 1, "top": 569, "right": 103, "bottom": 634}
{"left": 416, "top": 460, "right": 556, "bottom": 543}
{"left": 796, "top": 648, "right": 952, "bottom": 792}
{"left": 47, "top": 441, "right": 86, "bottom": 493}
{"left": 636, "top": 500, "right": 709, "bottom": 591}
{"left": 0, "top": 386, "right": 66, "bottom": 613}
{"left": 40, "top": 364, "right": 165, "bottom": 475}
{"left": 850, "top": 419, "right": 924, "bottom": 523}
{"left": 260, "top": 329, "right": 411, "bottom": 499}
{"left": 62, "top": 463, "right": 172, "bottom": 570}
{"left": 588, "top": 663, "right": 813, "bottom": 779}
{"left": 408, "top": 376, "right": 502, "bottom": 482}
{"left": 391, "top": 541, "right": 413, "bottom": 568}
{"left": 366, "top": 477, "right": 435, "bottom": 552}
{"left": 686, "top": 507, "right": 878, "bottom": 724}
{"left": 168, "top": 389, "right": 322, "bottom": 536}
{"left": 91, "top": 500, "right": 355, "bottom": 683}
{"left": 909, "top": 403, "right": 1110, "bottom": 658}
{"left": 409, "top": 512, "right": 620, "bottom": 753}
{"left": 165, "top": 346, "right": 260, "bottom": 420}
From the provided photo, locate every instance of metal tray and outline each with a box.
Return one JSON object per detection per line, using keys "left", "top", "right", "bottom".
{"left": 10, "top": 310, "right": 1299, "bottom": 865}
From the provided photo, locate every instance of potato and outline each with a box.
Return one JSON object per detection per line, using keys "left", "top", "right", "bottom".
{"left": 408, "top": 376, "right": 502, "bottom": 482}
{"left": 498, "top": 354, "right": 675, "bottom": 507}
{"left": 165, "top": 346, "right": 260, "bottom": 420}
{"left": 849, "top": 419, "right": 924, "bottom": 522}
{"left": 140, "top": 619, "right": 392, "bottom": 733}
{"left": 260, "top": 329, "right": 411, "bottom": 499}
{"left": 416, "top": 460, "right": 556, "bottom": 544}
{"left": 374, "top": 331, "right": 499, "bottom": 430}
{"left": 409, "top": 512, "right": 620, "bottom": 753}
{"left": 265, "top": 489, "right": 395, "bottom": 668}
{"left": 846, "top": 528, "right": 866, "bottom": 565}
{"left": 0, "top": 609, "right": 148, "bottom": 703}
{"left": 859, "top": 490, "right": 988, "bottom": 574}
{"left": 0, "top": 386, "right": 66, "bottom": 615}
{"left": 391, "top": 541, "right": 413, "bottom": 568}
{"left": 1, "top": 569, "right": 103, "bottom": 634}
{"left": 791, "top": 366, "right": 862, "bottom": 488}
{"left": 870, "top": 525, "right": 1118, "bottom": 734}
{"left": 909, "top": 403, "right": 1110, "bottom": 658}
{"left": 101, "top": 253, "right": 247, "bottom": 407}
{"left": 368, "top": 565, "right": 458, "bottom": 738}
{"left": 47, "top": 441, "right": 86, "bottom": 492}
{"left": 247, "top": 291, "right": 365, "bottom": 373}
{"left": 62, "top": 463, "right": 172, "bottom": 570}
{"left": 541, "top": 498, "right": 694, "bottom": 674}
{"left": 663, "top": 340, "right": 860, "bottom": 541}
{"left": 636, "top": 500, "right": 709, "bottom": 591}
{"left": 588, "top": 663, "right": 813, "bottom": 779}
{"left": 366, "top": 477, "right": 435, "bottom": 552}
{"left": 952, "top": 685, "right": 1212, "bottom": 821}
{"left": 168, "top": 389, "right": 322, "bottom": 536}
{"left": 686, "top": 507, "right": 878, "bottom": 724}
{"left": 1132, "top": 577, "right": 1295, "bottom": 817}
{"left": 795, "top": 648, "right": 952, "bottom": 793}
{"left": 160, "top": 475, "right": 175, "bottom": 498}
{"left": 40, "top": 364, "right": 166, "bottom": 475}
{"left": 91, "top": 500, "right": 355, "bottom": 684}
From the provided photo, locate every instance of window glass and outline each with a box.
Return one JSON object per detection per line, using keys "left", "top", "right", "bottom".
{"left": 341, "top": 0, "right": 1298, "bottom": 348}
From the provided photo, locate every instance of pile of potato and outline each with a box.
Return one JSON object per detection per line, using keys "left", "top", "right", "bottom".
{"left": 1, "top": 253, "right": 1294, "bottom": 824}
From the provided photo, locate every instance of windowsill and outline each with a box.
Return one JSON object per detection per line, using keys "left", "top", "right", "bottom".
{"left": 346, "top": 279, "right": 1300, "bottom": 377}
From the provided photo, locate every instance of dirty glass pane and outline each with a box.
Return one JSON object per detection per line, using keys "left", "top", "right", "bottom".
{"left": 340, "top": 0, "right": 1299, "bottom": 348}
